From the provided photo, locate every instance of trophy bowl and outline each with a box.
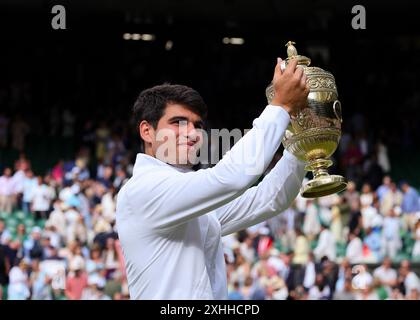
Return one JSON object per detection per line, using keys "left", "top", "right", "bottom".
{"left": 266, "top": 41, "right": 347, "bottom": 198}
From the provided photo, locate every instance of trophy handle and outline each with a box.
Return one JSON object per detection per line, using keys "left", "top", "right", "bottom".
{"left": 333, "top": 100, "right": 343, "bottom": 123}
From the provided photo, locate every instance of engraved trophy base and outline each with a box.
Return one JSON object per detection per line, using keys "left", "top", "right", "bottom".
{"left": 301, "top": 158, "right": 347, "bottom": 198}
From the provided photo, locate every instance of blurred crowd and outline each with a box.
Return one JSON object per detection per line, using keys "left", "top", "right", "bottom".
{"left": 223, "top": 175, "right": 420, "bottom": 300}
{"left": 0, "top": 153, "right": 130, "bottom": 300}
{"left": 1, "top": 145, "right": 420, "bottom": 300}
{"left": 1, "top": 92, "right": 420, "bottom": 300}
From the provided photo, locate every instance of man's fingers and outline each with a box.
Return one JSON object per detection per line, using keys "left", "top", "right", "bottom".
{"left": 275, "top": 57, "right": 284, "bottom": 76}
{"left": 300, "top": 73, "right": 307, "bottom": 87}
{"left": 294, "top": 66, "right": 304, "bottom": 80}
{"left": 303, "top": 84, "right": 310, "bottom": 96}
{"left": 285, "top": 58, "right": 298, "bottom": 75}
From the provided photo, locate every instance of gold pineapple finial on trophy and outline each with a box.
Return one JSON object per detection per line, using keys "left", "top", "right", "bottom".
{"left": 286, "top": 41, "right": 298, "bottom": 57}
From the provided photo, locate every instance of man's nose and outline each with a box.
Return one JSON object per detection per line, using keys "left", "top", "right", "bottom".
{"left": 181, "top": 122, "right": 199, "bottom": 140}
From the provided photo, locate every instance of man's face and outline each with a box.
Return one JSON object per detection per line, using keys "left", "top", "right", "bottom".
{"left": 3, "top": 168, "right": 12, "bottom": 177}
{"left": 145, "top": 104, "right": 204, "bottom": 167}
{"left": 383, "top": 257, "right": 391, "bottom": 268}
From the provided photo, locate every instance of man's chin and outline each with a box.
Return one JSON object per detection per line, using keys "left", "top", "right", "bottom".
{"left": 161, "top": 155, "right": 199, "bottom": 168}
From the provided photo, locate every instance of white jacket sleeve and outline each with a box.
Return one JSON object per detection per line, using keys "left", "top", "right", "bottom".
{"left": 215, "top": 150, "right": 306, "bottom": 236}
{"left": 125, "top": 105, "right": 291, "bottom": 230}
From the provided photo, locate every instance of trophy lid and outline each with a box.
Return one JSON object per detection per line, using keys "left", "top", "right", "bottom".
{"left": 285, "top": 41, "right": 311, "bottom": 66}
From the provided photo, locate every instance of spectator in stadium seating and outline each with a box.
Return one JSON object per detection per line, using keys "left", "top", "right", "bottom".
{"left": 302, "top": 252, "right": 316, "bottom": 289}
{"left": 313, "top": 223, "right": 336, "bottom": 262}
{"left": 280, "top": 206, "right": 298, "bottom": 252}
{"left": 330, "top": 205, "right": 344, "bottom": 243}
{"left": 400, "top": 181, "right": 420, "bottom": 230}
{"left": 406, "top": 288, "right": 420, "bottom": 300}
{"left": 47, "top": 199, "right": 66, "bottom": 240}
{"left": 302, "top": 199, "right": 321, "bottom": 241}
{"left": 31, "top": 176, "right": 54, "bottom": 221}
{"left": 348, "top": 200, "right": 363, "bottom": 236}
{"left": 240, "top": 276, "right": 256, "bottom": 300}
{"left": 97, "top": 165, "right": 113, "bottom": 189}
{"left": 65, "top": 256, "right": 88, "bottom": 300}
{"left": 266, "top": 276, "right": 288, "bottom": 300}
{"left": 376, "top": 175, "right": 392, "bottom": 203}
{"left": 364, "top": 227, "right": 382, "bottom": 263}
{"left": 101, "top": 186, "right": 116, "bottom": 223}
{"left": 113, "top": 167, "right": 128, "bottom": 191}
{"left": 81, "top": 274, "right": 110, "bottom": 300}
{"left": 229, "top": 252, "right": 251, "bottom": 287}
{"left": 4, "top": 237, "right": 21, "bottom": 268}
{"left": 51, "top": 160, "right": 64, "bottom": 185}
{"left": 321, "top": 258, "right": 338, "bottom": 294}
{"left": 0, "top": 219, "right": 11, "bottom": 244}
{"left": 23, "top": 226, "right": 44, "bottom": 260}
{"left": 380, "top": 183, "right": 403, "bottom": 216}
{"left": 7, "top": 258, "right": 30, "bottom": 300}
{"left": 356, "top": 283, "right": 379, "bottom": 300}
{"left": 346, "top": 232, "right": 364, "bottom": 264}
{"left": 0, "top": 242, "right": 10, "bottom": 299}
{"left": 103, "top": 237, "right": 120, "bottom": 280}
{"left": 11, "top": 160, "right": 26, "bottom": 209}
{"left": 401, "top": 181, "right": 420, "bottom": 214}
{"left": 352, "top": 265, "right": 374, "bottom": 295}
{"left": 29, "top": 258, "right": 52, "bottom": 300}
{"left": 308, "top": 273, "right": 330, "bottom": 300}
{"left": 292, "top": 228, "right": 310, "bottom": 265}
{"left": 381, "top": 207, "right": 402, "bottom": 260}
{"left": 289, "top": 285, "right": 308, "bottom": 300}
{"left": 343, "top": 181, "right": 360, "bottom": 210}
{"left": 373, "top": 256, "right": 397, "bottom": 294}
{"left": 228, "top": 281, "right": 244, "bottom": 300}
{"left": 0, "top": 167, "right": 14, "bottom": 214}
{"left": 398, "top": 260, "right": 420, "bottom": 295}
{"left": 334, "top": 277, "right": 356, "bottom": 300}
{"left": 387, "top": 286, "right": 405, "bottom": 300}
{"left": 22, "top": 169, "right": 36, "bottom": 215}
{"left": 412, "top": 219, "right": 420, "bottom": 258}
{"left": 239, "top": 235, "right": 256, "bottom": 264}
{"left": 360, "top": 183, "right": 374, "bottom": 208}
{"left": 15, "top": 223, "right": 27, "bottom": 243}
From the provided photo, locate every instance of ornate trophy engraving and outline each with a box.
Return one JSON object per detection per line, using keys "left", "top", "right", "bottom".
{"left": 266, "top": 41, "right": 347, "bottom": 198}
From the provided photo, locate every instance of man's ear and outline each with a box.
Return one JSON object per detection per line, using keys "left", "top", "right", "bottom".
{"left": 139, "top": 120, "right": 154, "bottom": 145}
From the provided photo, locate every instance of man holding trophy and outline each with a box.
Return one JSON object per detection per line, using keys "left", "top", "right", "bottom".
{"left": 116, "top": 42, "right": 345, "bottom": 299}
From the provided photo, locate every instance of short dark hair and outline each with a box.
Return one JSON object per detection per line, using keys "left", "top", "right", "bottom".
{"left": 132, "top": 83, "right": 208, "bottom": 131}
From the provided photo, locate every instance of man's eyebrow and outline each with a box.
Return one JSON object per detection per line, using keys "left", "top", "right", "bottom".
{"left": 168, "top": 116, "right": 189, "bottom": 122}
{"left": 168, "top": 116, "right": 204, "bottom": 127}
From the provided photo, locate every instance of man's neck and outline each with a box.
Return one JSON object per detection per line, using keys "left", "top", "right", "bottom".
{"left": 144, "top": 150, "right": 193, "bottom": 172}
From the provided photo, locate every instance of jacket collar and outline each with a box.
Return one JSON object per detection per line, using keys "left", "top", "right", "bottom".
{"left": 133, "top": 153, "right": 193, "bottom": 175}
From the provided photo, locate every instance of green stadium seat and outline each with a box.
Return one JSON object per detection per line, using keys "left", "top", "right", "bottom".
{"left": 5, "top": 217, "right": 18, "bottom": 229}
{"left": 310, "top": 240, "right": 318, "bottom": 251}
{"left": 35, "top": 220, "right": 46, "bottom": 229}
{"left": 394, "top": 252, "right": 410, "bottom": 263}
{"left": 0, "top": 211, "right": 8, "bottom": 219}
{"left": 15, "top": 211, "right": 26, "bottom": 220}
{"left": 24, "top": 219, "right": 35, "bottom": 228}
{"left": 336, "top": 242, "right": 347, "bottom": 257}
